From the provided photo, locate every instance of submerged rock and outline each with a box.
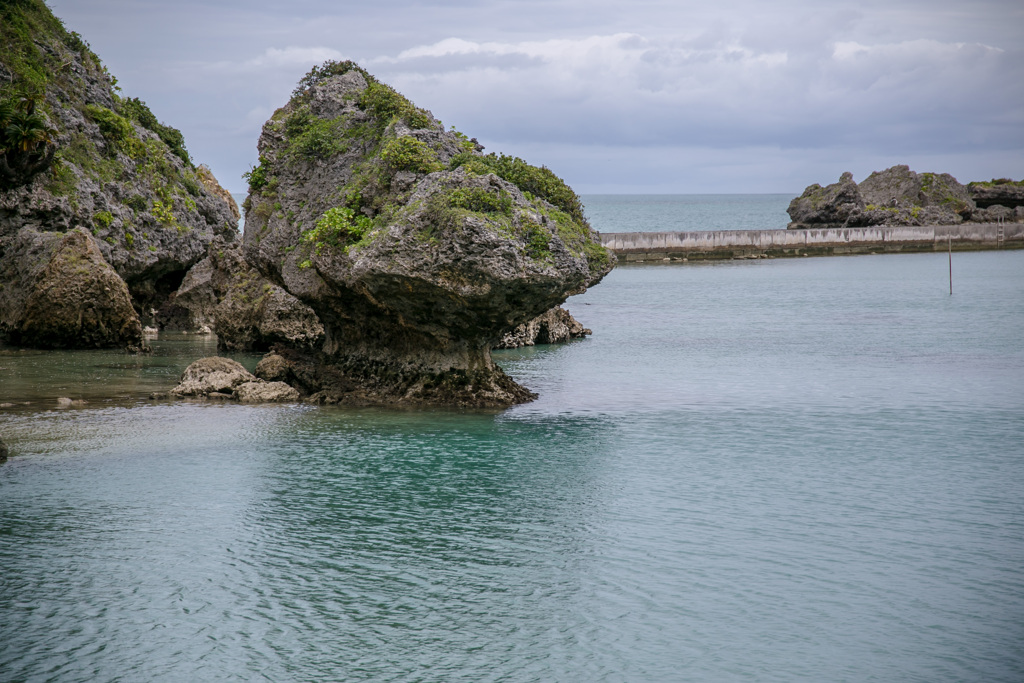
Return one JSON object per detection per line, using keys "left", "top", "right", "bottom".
{"left": 0, "top": 436, "right": 8, "bottom": 462}
{"left": 0, "top": 228, "right": 142, "bottom": 349}
{"left": 241, "top": 62, "right": 613, "bottom": 407}
{"left": 494, "top": 305, "right": 592, "bottom": 349}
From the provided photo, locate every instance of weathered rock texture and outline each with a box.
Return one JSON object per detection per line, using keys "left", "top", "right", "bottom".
{"left": 174, "top": 238, "right": 324, "bottom": 351}
{"left": 0, "top": 0, "right": 238, "bottom": 347}
{"left": 968, "top": 179, "right": 1024, "bottom": 209}
{"left": 494, "top": 305, "right": 591, "bottom": 349}
{"left": 170, "top": 356, "right": 299, "bottom": 402}
{"left": 788, "top": 166, "right": 975, "bottom": 229}
{"left": 242, "top": 62, "right": 613, "bottom": 406}
{"left": 0, "top": 227, "right": 142, "bottom": 348}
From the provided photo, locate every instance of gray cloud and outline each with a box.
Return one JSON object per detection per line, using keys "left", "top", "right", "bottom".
{"left": 48, "top": 0, "right": 1024, "bottom": 194}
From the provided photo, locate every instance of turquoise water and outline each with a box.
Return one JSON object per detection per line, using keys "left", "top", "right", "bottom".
{"left": 2, "top": 251, "right": 1024, "bottom": 681}
{"left": 582, "top": 194, "right": 792, "bottom": 232}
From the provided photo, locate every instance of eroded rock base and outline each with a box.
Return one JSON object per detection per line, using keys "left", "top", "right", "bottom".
{"left": 256, "top": 347, "right": 536, "bottom": 408}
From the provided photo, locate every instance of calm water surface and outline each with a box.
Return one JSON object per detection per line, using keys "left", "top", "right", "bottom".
{"left": 2, "top": 251, "right": 1023, "bottom": 681}
{"left": 582, "top": 194, "right": 792, "bottom": 232}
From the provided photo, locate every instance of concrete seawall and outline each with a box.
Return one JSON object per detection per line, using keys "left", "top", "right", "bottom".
{"left": 601, "top": 223, "right": 1024, "bottom": 262}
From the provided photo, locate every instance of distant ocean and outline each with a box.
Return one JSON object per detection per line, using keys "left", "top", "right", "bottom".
{"left": 4, "top": 197, "right": 1022, "bottom": 681}
{"left": 583, "top": 193, "right": 793, "bottom": 232}
{"left": 232, "top": 193, "right": 794, "bottom": 233}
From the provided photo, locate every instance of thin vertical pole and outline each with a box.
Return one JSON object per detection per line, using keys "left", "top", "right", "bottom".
{"left": 948, "top": 233, "right": 952, "bottom": 295}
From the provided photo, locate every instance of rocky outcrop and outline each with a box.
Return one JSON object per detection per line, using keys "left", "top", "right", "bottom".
{"left": 968, "top": 179, "right": 1024, "bottom": 209}
{"left": 0, "top": 227, "right": 142, "bottom": 348}
{"left": 241, "top": 62, "right": 613, "bottom": 407}
{"left": 494, "top": 305, "right": 591, "bottom": 349}
{"left": 170, "top": 356, "right": 298, "bottom": 402}
{"left": 0, "top": 0, "right": 238, "bottom": 347}
{"left": 788, "top": 166, "right": 975, "bottom": 229}
{"left": 173, "top": 238, "right": 324, "bottom": 350}
{"left": 785, "top": 171, "right": 864, "bottom": 229}
{"left": 788, "top": 166, "right": 1024, "bottom": 229}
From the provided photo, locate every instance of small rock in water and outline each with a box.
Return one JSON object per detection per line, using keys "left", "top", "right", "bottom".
{"left": 56, "top": 397, "right": 73, "bottom": 407}
{"left": 0, "top": 437, "right": 8, "bottom": 462}
{"left": 0, "top": 403, "right": 14, "bottom": 408}
{"left": 235, "top": 381, "right": 300, "bottom": 403}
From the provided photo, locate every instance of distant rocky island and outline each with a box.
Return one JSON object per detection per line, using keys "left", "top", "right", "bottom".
{"left": 787, "top": 165, "right": 1024, "bottom": 229}
{"left": 0, "top": 1, "right": 612, "bottom": 407}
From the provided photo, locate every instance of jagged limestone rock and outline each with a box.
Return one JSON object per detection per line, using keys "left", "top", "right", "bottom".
{"left": 968, "top": 178, "right": 1024, "bottom": 210}
{"left": 0, "top": 227, "right": 142, "bottom": 348}
{"left": 174, "top": 238, "right": 324, "bottom": 350}
{"left": 786, "top": 171, "right": 864, "bottom": 229}
{"left": 170, "top": 356, "right": 299, "bottom": 402}
{"left": 0, "top": 0, "right": 238, "bottom": 346}
{"left": 170, "top": 356, "right": 255, "bottom": 396}
{"left": 242, "top": 62, "right": 613, "bottom": 406}
{"left": 494, "top": 305, "right": 591, "bottom": 349}
{"left": 788, "top": 165, "right": 978, "bottom": 229}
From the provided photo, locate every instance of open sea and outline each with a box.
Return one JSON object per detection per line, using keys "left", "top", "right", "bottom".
{"left": 2, "top": 197, "right": 1023, "bottom": 681}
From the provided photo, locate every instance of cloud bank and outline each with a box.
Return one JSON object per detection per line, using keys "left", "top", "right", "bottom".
{"left": 48, "top": 0, "right": 1024, "bottom": 194}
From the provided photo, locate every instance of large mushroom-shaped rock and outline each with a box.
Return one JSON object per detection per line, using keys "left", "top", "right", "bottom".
{"left": 242, "top": 62, "right": 613, "bottom": 406}
{"left": 0, "top": 227, "right": 142, "bottom": 348}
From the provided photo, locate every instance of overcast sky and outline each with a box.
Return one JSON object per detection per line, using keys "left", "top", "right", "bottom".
{"left": 48, "top": 0, "right": 1024, "bottom": 195}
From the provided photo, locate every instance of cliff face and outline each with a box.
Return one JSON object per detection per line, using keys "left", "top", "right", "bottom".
{"left": 242, "top": 62, "right": 613, "bottom": 406}
{"left": 788, "top": 165, "right": 1024, "bottom": 229}
{"left": 0, "top": 0, "right": 237, "bottom": 347}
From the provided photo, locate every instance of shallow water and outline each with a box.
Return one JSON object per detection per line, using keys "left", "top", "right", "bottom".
{"left": 2, "top": 250, "right": 1023, "bottom": 681}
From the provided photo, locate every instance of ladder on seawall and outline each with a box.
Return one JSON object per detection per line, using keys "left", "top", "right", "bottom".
{"left": 997, "top": 221, "right": 1004, "bottom": 249}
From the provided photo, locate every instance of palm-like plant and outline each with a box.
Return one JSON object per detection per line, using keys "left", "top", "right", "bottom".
{"left": 0, "top": 94, "right": 58, "bottom": 188}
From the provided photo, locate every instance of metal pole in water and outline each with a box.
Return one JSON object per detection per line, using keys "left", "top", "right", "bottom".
{"left": 948, "top": 232, "right": 953, "bottom": 295}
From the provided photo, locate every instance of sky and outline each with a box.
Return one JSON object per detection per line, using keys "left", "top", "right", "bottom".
{"left": 47, "top": 0, "right": 1024, "bottom": 196}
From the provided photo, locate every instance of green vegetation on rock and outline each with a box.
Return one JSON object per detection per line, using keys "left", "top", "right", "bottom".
{"left": 449, "top": 152, "right": 586, "bottom": 224}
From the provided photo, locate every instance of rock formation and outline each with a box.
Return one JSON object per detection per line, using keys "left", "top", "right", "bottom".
{"left": 788, "top": 166, "right": 1024, "bottom": 229}
{"left": 0, "top": 0, "right": 237, "bottom": 348}
{"left": 787, "top": 165, "right": 984, "bottom": 229}
{"left": 0, "top": 227, "right": 142, "bottom": 348}
{"left": 170, "top": 356, "right": 298, "bottom": 402}
{"left": 241, "top": 61, "right": 613, "bottom": 406}
{"left": 968, "top": 179, "right": 1024, "bottom": 211}
{"left": 174, "top": 238, "right": 324, "bottom": 351}
{"left": 494, "top": 305, "right": 591, "bottom": 349}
